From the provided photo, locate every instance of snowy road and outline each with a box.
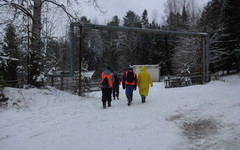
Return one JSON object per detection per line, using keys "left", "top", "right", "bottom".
{"left": 1, "top": 75, "right": 240, "bottom": 150}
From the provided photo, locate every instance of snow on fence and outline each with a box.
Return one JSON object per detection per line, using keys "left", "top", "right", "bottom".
{"left": 133, "top": 65, "right": 161, "bottom": 82}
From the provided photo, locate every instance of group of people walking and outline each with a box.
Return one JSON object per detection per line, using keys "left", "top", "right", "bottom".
{"left": 101, "top": 65, "right": 153, "bottom": 109}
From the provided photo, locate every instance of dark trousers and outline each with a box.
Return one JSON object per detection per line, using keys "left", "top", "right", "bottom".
{"left": 112, "top": 86, "right": 119, "bottom": 99}
{"left": 102, "top": 88, "right": 112, "bottom": 107}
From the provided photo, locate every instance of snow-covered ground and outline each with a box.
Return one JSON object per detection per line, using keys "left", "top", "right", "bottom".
{"left": 1, "top": 74, "right": 240, "bottom": 150}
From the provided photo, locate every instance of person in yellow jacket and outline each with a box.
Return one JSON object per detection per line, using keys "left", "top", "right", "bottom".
{"left": 137, "top": 66, "right": 153, "bottom": 103}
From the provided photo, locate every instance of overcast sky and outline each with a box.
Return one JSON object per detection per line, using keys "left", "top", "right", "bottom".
{"left": 79, "top": 0, "right": 210, "bottom": 24}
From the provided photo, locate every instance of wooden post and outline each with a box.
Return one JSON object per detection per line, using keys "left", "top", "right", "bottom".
{"left": 27, "top": 15, "right": 30, "bottom": 85}
{"left": 61, "top": 76, "right": 63, "bottom": 90}
{"left": 201, "top": 38, "right": 203, "bottom": 85}
{"left": 78, "top": 26, "right": 83, "bottom": 96}
{"left": 51, "top": 76, "right": 54, "bottom": 86}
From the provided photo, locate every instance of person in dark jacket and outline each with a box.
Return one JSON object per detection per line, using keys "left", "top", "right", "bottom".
{"left": 101, "top": 66, "right": 114, "bottom": 109}
{"left": 112, "top": 73, "right": 121, "bottom": 100}
{"left": 122, "top": 65, "right": 137, "bottom": 106}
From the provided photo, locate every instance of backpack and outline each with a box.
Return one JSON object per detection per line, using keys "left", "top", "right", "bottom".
{"left": 102, "top": 73, "right": 113, "bottom": 87}
{"left": 102, "top": 76, "right": 109, "bottom": 87}
{"left": 126, "top": 72, "right": 135, "bottom": 83}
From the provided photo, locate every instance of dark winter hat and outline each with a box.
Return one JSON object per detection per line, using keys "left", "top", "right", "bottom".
{"left": 106, "top": 66, "right": 111, "bottom": 70}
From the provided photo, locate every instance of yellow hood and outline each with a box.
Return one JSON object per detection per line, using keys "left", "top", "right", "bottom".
{"left": 140, "top": 66, "right": 146, "bottom": 72}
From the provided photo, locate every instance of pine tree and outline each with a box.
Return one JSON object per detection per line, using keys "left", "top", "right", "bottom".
{"left": 80, "top": 16, "right": 97, "bottom": 71}
{"left": 123, "top": 10, "right": 142, "bottom": 28}
{"left": 222, "top": 0, "right": 240, "bottom": 73}
{"left": 180, "top": 4, "right": 189, "bottom": 30}
{"left": 122, "top": 10, "right": 142, "bottom": 68}
{"left": 3, "top": 24, "right": 20, "bottom": 85}
{"left": 0, "top": 44, "right": 7, "bottom": 86}
{"left": 99, "top": 16, "right": 121, "bottom": 72}
{"left": 139, "top": 10, "right": 151, "bottom": 65}
{"left": 57, "top": 37, "right": 70, "bottom": 72}
{"left": 166, "top": 12, "right": 182, "bottom": 31}
{"left": 199, "top": 0, "right": 240, "bottom": 73}
{"left": 107, "top": 16, "right": 120, "bottom": 26}
{"left": 44, "top": 38, "right": 61, "bottom": 74}
{"left": 148, "top": 21, "right": 171, "bottom": 75}
{"left": 165, "top": 0, "right": 201, "bottom": 75}
{"left": 141, "top": 9, "right": 149, "bottom": 29}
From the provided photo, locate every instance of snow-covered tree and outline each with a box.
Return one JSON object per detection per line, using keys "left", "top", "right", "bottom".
{"left": 2, "top": 24, "right": 20, "bottom": 84}
{"left": 150, "top": 23, "right": 172, "bottom": 75}
{"left": 107, "top": 15, "right": 120, "bottom": 26}
{"left": 1, "top": 0, "right": 103, "bottom": 87}
{"left": 137, "top": 10, "right": 151, "bottom": 65}
{"left": 123, "top": 10, "right": 142, "bottom": 28}
{"left": 221, "top": 0, "right": 240, "bottom": 73}
{"left": 121, "top": 10, "right": 142, "bottom": 68}
{"left": 81, "top": 17, "right": 97, "bottom": 71}
{"left": 91, "top": 15, "right": 123, "bottom": 75}
{"left": 164, "top": 0, "right": 202, "bottom": 75}
{"left": 0, "top": 44, "right": 7, "bottom": 86}
{"left": 199, "top": 0, "right": 240, "bottom": 73}
{"left": 141, "top": 9, "right": 149, "bottom": 29}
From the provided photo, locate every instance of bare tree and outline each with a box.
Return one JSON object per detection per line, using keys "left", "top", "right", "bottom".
{"left": 1, "top": 0, "right": 104, "bottom": 86}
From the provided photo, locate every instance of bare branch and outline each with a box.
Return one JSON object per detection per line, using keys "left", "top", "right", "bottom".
{"left": 0, "top": 3, "right": 9, "bottom": 7}
{"left": 41, "top": 0, "right": 78, "bottom": 22}
{"left": 2, "top": 0, "right": 33, "bottom": 20}
{"left": 85, "top": 0, "right": 107, "bottom": 14}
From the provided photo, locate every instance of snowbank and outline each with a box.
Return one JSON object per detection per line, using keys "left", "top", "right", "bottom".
{"left": 0, "top": 74, "right": 240, "bottom": 150}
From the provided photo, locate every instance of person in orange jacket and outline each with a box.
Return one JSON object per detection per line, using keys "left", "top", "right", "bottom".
{"left": 137, "top": 66, "right": 153, "bottom": 103}
{"left": 112, "top": 73, "right": 121, "bottom": 100}
{"left": 122, "top": 65, "right": 137, "bottom": 106}
{"left": 101, "top": 66, "right": 114, "bottom": 109}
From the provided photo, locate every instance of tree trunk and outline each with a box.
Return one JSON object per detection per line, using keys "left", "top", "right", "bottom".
{"left": 32, "top": 0, "right": 42, "bottom": 51}
{"left": 30, "top": 0, "right": 43, "bottom": 86}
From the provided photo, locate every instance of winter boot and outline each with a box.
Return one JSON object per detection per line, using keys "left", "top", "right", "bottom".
{"left": 102, "top": 101, "right": 106, "bottom": 109}
{"left": 127, "top": 95, "right": 131, "bottom": 106}
{"left": 141, "top": 95, "right": 146, "bottom": 103}
{"left": 103, "top": 104, "right": 106, "bottom": 109}
{"left": 116, "top": 93, "right": 119, "bottom": 100}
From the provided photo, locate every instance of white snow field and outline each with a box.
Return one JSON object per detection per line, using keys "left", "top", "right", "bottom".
{"left": 1, "top": 74, "right": 240, "bottom": 150}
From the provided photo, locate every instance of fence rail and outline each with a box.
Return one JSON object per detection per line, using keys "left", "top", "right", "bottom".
{"left": 164, "top": 75, "right": 201, "bottom": 88}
